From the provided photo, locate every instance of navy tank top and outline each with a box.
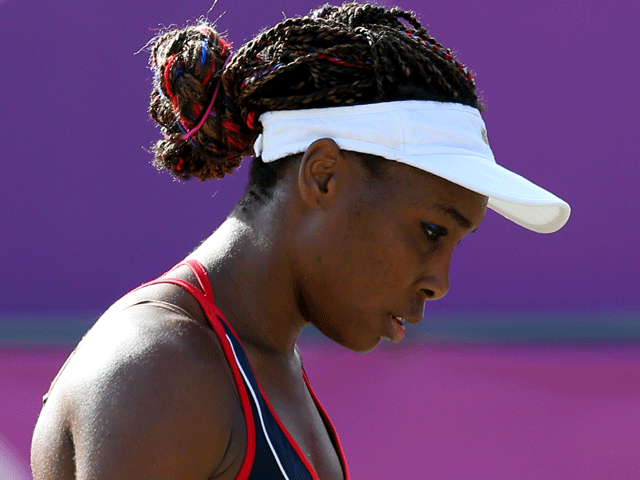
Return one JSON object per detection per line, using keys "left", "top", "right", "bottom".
{"left": 142, "top": 259, "right": 350, "bottom": 480}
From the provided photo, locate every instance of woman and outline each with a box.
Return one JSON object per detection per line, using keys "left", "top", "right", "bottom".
{"left": 31, "top": 2, "right": 570, "bottom": 479}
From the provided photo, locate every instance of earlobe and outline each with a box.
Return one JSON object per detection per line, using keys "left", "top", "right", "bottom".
{"left": 298, "top": 138, "right": 343, "bottom": 209}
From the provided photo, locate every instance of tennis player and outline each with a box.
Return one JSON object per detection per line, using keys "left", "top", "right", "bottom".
{"left": 31, "top": 2, "right": 570, "bottom": 479}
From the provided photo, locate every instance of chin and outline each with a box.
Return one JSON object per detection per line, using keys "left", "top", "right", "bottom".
{"left": 337, "top": 335, "right": 382, "bottom": 354}
{"left": 310, "top": 317, "right": 381, "bottom": 353}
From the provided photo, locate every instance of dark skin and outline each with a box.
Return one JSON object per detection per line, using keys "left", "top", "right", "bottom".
{"left": 31, "top": 139, "right": 487, "bottom": 479}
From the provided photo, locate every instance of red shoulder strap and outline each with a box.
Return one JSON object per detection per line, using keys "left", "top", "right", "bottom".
{"left": 130, "top": 259, "right": 257, "bottom": 479}
{"left": 302, "top": 369, "right": 350, "bottom": 480}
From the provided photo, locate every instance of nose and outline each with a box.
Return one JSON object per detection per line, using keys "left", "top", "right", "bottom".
{"left": 417, "top": 255, "right": 451, "bottom": 301}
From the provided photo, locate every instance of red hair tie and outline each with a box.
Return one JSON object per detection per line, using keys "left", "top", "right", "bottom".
{"left": 181, "top": 53, "right": 232, "bottom": 141}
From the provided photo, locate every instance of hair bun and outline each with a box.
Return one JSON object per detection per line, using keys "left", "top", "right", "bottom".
{"left": 148, "top": 23, "right": 258, "bottom": 180}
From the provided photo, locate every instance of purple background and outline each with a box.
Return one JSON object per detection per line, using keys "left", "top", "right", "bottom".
{"left": 4, "top": 343, "right": 640, "bottom": 479}
{"left": 1, "top": 0, "right": 639, "bottom": 317}
{"left": 2, "top": 1, "right": 640, "bottom": 479}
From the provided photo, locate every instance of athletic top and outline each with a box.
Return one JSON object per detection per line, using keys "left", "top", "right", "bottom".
{"left": 132, "top": 259, "right": 350, "bottom": 480}
{"left": 43, "top": 259, "right": 349, "bottom": 479}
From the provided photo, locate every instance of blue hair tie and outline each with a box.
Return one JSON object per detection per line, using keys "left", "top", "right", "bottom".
{"left": 154, "top": 69, "right": 170, "bottom": 101}
{"left": 200, "top": 40, "right": 207, "bottom": 67}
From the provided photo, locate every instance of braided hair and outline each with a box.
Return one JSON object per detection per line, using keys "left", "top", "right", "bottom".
{"left": 148, "top": 1, "right": 482, "bottom": 197}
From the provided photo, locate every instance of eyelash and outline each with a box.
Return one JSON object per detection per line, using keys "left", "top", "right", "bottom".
{"left": 421, "top": 221, "right": 447, "bottom": 242}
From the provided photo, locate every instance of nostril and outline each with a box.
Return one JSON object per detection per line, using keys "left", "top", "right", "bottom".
{"left": 422, "top": 289, "right": 435, "bottom": 299}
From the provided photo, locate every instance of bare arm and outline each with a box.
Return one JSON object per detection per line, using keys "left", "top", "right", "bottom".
{"left": 32, "top": 304, "right": 243, "bottom": 479}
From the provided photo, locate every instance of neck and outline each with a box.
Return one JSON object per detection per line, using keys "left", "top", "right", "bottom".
{"left": 189, "top": 213, "right": 305, "bottom": 358}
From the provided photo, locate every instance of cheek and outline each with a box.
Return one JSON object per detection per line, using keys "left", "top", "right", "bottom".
{"left": 300, "top": 229, "right": 382, "bottom": 319}
{"left": 335, "top": 220, "right": 417, "bottom": 304}
{"left": 294, "top": 200, "right": 417, "bottom": 313}
{"left": 297, "top": 225, "right": 418, "bottom": 352}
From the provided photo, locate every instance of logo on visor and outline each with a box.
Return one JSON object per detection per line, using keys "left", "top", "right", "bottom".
{"left": 481, "top": 127, "right": 490, "bottom": 146}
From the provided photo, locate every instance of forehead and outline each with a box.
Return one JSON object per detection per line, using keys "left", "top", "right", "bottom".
{"left": 369, "top": 161, "right": 488, "bottom": 227}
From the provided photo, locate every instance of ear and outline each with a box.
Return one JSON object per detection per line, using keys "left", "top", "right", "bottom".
{"left": 297, "top": 138, "right": 345, "bottom": 210}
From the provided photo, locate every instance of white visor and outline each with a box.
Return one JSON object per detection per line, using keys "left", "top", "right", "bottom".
{"left": 253, "top": 100, "right": 570, "bottom": 233}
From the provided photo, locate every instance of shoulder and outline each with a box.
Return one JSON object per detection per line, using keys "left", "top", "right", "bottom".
{"left": 34, "top": 299, "right": 245, "bottom": 479}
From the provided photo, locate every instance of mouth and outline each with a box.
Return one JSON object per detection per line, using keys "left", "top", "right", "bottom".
{"left": 392, "top": 314, "right": 422, "bottom": 326}
{"left": 389, "top": 315, "right": 407, "bottom": 342}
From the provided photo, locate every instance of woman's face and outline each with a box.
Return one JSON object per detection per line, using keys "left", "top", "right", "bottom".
{"left": 294, "top": 157, "right": 487, "bottom": 353}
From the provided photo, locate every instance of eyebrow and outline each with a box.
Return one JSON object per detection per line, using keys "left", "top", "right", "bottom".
{"left": 433, "top": 204, "right": 472, "bottom": 229}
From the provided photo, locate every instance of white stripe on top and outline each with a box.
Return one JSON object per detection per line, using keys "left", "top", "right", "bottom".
{"left": 227, "top": 334, "right": 292, "bottom": 480}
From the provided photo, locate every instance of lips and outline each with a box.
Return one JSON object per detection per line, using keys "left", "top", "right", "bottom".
{"left": 387, "top": 311, "right": 423, "bottom": 342}
{"left": 389, "top": 315, "right": 406, "bottom": 342}
{"left": 391, "top": 314, "right": 422, "bottom": 326}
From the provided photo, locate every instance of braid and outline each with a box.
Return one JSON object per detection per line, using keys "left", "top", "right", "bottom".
{"left": 147, "top": 1, "right": 481, "bottom": 184}
{"left": 226, "top": 1, "right": 479, "bottom": 113}
{"left": 149, "top": 24, "right": 253, "bottom": 180}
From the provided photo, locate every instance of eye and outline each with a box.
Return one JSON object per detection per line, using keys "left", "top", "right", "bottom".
{"left": 421, "top": 221, "right": 447, "bottom": 242}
